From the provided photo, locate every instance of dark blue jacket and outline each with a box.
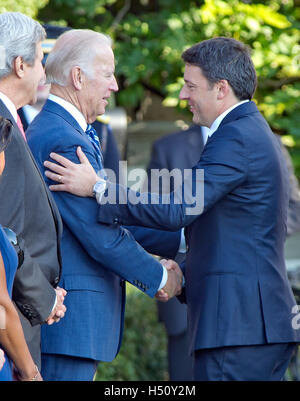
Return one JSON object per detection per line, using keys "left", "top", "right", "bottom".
{"left": 97, "top": 101, "right": 300, "bottom": 353}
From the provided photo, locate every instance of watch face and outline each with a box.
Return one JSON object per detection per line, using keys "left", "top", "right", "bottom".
{"left": 93, "top": 180, "right": 106, "bottom": 198}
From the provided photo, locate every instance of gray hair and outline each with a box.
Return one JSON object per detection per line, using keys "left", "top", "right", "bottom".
{"left": 45, "top": 29, "right": 113, "bottom": 86}
{"left": 182, "top": 37, "right": 257, "bottom": 100}
{"left": 0, "top": 12, "right": 46, "bottom": 79}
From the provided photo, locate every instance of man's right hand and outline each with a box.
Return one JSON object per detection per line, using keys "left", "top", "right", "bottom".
{"left": 156, "top": 259, "right": 183, "bottom": 302}
{"left": 44, "top": 147, "right": 99, "bottom": 197}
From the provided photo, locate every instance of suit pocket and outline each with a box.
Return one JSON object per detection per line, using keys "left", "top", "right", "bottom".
{"left": 62, "top": 274, "right": 104, "bottom": 293}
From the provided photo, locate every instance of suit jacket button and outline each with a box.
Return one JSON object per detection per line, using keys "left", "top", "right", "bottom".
{"left": 113, "top": 217, "right": 119, "bottom": 224}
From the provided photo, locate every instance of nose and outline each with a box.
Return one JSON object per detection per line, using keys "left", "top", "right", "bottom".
{"left": 110, "top": 75, "right": 119, "bottom": 92}
{"left": 179, "top": 85, "right": 188, "bottom": 100}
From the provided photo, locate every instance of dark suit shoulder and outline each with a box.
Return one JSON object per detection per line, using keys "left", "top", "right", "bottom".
{"left": 153, "top": 125, "right": 202, "bottom": 150}
{"left": 27, "top": 107, "right": 85, "bottom": 151}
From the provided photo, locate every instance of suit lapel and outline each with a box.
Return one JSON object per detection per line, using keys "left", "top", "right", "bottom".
{"left": 220, "top": 100, "right": 259, "bottom": 127}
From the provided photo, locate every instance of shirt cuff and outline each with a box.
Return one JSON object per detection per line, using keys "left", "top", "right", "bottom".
{"left": 178, "top": 228, "right": 186, "bottom": 253}
{"left": 158, "top": 265, "right": 168, "bottom": 291}
{"left": 51, "top": 294, "right": 57, "bottom": 313}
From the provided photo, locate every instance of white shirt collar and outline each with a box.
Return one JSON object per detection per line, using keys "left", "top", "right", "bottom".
{"left": 202, "top": 100, "right": 249, "bottom": 145}
{"left": 48, "top": 93, "right": 87, "bottom": 132}
{"left": 22, "top": 105, "right": 40, "bottom": 125}
{"left": 0, "top": 91, "right": 18, "bottom": 123}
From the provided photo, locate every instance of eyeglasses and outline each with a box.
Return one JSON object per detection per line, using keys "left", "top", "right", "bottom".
{"left": 2, "top": 227, "right": 24, "bottom": 268}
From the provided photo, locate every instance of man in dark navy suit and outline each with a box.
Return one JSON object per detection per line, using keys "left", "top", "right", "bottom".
{"left": 146, "top": 124, "right": 207, "bottom": 381}
{"left": 147, "top": 124, "right": 300, "bottom": 380}
{"left": 43, "top": 37, "right": 300, "bottom": 380}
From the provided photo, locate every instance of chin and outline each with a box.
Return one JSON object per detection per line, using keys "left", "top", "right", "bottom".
{"left": 28, "top": 96, "right": 37, "bottom": 106}
{"left": 192, "top": 116, "right": 200, "bottom": 125}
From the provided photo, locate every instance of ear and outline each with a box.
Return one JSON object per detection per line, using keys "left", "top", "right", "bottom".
{"left": 71, "top": 66, "right": 84, "bottom": 90}
{"left": 14, "top": 56, "right": 25, "bottom": 79}
{"left": 216, "top": 79, "right": 230, "bottom": 100}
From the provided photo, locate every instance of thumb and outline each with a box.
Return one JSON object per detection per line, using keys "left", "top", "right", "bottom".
{"left": 163, "top": 259, "right": 176, "bottom": 271}
{"left": 76, "top": 146, "right": 89, "bottom": 164}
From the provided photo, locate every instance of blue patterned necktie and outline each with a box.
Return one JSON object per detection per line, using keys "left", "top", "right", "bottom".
{"left": 85, "top": 124, "right": 103, "bottom": 167}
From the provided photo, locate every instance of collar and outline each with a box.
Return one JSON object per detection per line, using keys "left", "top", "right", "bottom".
{"left": 209, "top": 100, "right": 249, "bottom": 135}
{"left": 0, "top": 92, "right": 18, "bottom": 123}
{"left": 48, "top": 93, "right": 87, "bottom": 131}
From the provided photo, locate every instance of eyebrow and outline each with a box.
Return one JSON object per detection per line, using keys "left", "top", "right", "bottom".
{"left": 184, "top": 79, "right": 196, "bottom": 85}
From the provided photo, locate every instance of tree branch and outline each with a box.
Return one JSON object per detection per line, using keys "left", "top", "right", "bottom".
{"left": 258, "top": 76, "right": 300, "bottom": 90}
{"left": 110, "top": 0, "right": 131, "bottom": 31}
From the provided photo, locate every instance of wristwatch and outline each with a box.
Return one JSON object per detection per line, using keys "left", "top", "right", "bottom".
{"left": 92, "top": 179, "right": 107, "bottom": 199}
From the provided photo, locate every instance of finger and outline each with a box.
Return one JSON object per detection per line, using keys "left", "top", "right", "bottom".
{"left": 43, "top": 160, "right": 67, "bottom": 175}
{"left": 48, "top": 184, "right": 69, "bottom": 192}
{"left": 48, "top": 152, "right": 74, "bottom": 168}
{"left": 164, "top": 261, "right": 175, "bottom": 270}
{"left": 157, "top": 289, "right": 169, "bottom": 299}
{"left": 165, "top": 260, "right": 179, "bottom": 271}
{"left": 76, "top": 146, "right": 90, "bottom": 164}
{"left": 57, "top": 287, "right": 67, "bottom": 297}
{"left": 45, "top": 170, "right": 66, "bottom": 183}
{"left": 155, "top": 294, "right": 169, "bottom": 302}
{"left": 56, "top": 288, "right": 67, "bottom": 299}
{"left": 160, "top": 259, "right": 168, "bottom": 267}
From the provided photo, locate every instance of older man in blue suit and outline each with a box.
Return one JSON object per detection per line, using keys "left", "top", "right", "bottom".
{"left": 45, "top": 37, "right": 300, "bottom": 380}
{"left": 27, "top": 29, "right": 182, "bottom": 381}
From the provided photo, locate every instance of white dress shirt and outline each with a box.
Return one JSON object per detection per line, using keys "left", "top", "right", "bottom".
{"left": 0, "top": 91, "right": 18, "bottom": 123}
{"left": 48, "top": 93, "right": 87, "bottom": 131}
{"left": 202, "top": 99, "right": 250, "bottom": 144}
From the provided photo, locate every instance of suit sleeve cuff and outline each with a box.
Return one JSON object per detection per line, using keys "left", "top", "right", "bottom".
{"left": 178, "top": 228, "right": 186, "bottom": 253}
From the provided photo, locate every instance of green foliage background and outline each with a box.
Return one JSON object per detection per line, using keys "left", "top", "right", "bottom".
{"left": 95, "top": 284, "right": 168, "bottom": 381}
{"left": 37, "top": 0, "right": 300, "bottom": 178}
{"left": 4, "top": 0, "right": 300, "bottom": 175}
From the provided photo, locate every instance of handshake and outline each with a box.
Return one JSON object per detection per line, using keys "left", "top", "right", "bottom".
{"left": 156, "top": 259, "right": 183, "bottom": 302}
